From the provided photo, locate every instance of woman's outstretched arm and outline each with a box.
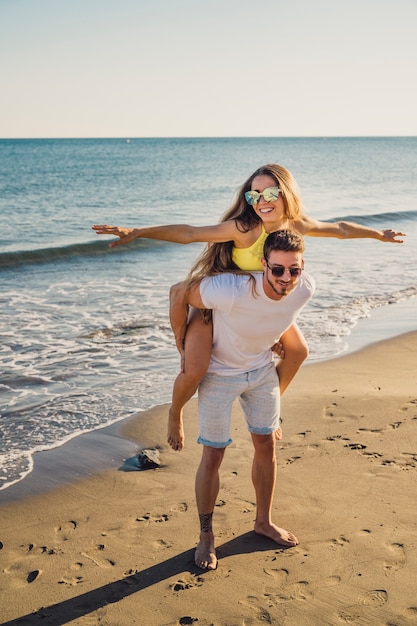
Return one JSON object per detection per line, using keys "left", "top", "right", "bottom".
{"left": 297, "top": 216, "right": 406, "bottom": 243}
{"left": 92, "top": 220, "right": 240, "bottom": 248}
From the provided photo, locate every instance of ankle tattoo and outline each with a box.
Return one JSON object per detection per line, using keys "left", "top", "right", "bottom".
{"left": 199, "top": 512, "right": 213, "bottom": 533}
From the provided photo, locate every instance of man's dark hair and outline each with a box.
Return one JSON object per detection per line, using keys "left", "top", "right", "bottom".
{"left": 263, "top": 229, "right": 305, "bottom": 261}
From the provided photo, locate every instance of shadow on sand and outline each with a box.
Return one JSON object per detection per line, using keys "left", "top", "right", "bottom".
{"left": 2, "top": 532, "right": 291, "bottom": 625}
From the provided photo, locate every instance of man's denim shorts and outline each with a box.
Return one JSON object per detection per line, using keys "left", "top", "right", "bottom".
{"left": 197, "top": 362, "right": 280, "bottom": 448}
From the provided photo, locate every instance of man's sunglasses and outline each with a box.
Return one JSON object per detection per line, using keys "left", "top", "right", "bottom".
{"left": 245, "top": 187, "right": 281, "bottom": 206}
{"left": 266, "top": 263, "right": 303, "bottom": 278}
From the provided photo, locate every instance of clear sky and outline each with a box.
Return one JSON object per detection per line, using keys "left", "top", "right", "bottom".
{"left": 1, "top": 0, "right": 416, "bottom": 138}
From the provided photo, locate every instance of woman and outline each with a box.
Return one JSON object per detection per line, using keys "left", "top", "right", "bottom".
{"left": 93, "top": 164, "right": 405, "bottom": 451}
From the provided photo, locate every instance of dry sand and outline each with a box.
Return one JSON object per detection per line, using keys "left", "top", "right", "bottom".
{"left": 1, "top": 331, "right": 417, "bottom": 625}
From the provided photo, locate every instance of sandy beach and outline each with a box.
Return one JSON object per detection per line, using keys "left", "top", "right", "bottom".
{"left": 1, "top": 328, "right": 417, "bottom": 625}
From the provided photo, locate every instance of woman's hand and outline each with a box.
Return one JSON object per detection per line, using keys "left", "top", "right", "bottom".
{"left": 380, "top": 229, "right": 406, "bottom": 243}
{"left": 92, "top": 224, "right": 139, "bottom": 247}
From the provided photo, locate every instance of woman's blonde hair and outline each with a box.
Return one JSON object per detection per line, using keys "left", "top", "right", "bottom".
{"left": 186, "top": 164, "right": 304, "bottom": 284}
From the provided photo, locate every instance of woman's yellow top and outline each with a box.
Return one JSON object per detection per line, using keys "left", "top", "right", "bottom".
{"left": 231, "top": 224, "right": 267, "bottom": 271}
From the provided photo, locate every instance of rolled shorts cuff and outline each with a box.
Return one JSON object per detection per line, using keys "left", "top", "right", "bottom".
{"left": 249, "top": 415, "right": 281, "bottom": 436}
{"left": 248, "top": 424, "right": 279, "bottom": 436}
{"left": 197, "top": 435, "right": 233, "bottom": 448}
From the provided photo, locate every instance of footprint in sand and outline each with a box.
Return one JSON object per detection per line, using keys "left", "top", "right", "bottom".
{"left": 361, "top": 451, "right": 383, "bottom": 460}
{"left": 330, "top": 536, "right": 350, "bottom": 549}
{"left": 285, "top": 456, "right": 301, "bottom": 465}
{"left": 153, "top": 538, "right": 174, "bottom": 549}
{"left": 399, "top": 398, "right": 417, "bottom": 416}
{"left": 171, "top": 575, "right": 204, "bottom": 591}
{"left": 19, "top": 543, "right": 34, "bottom": 552}
{"left": 4, "top": 561, "right": 42, "bottom": 588}
{"left": 399, "top": 452, "right": 417, "bottom": 469}
{"left": 383, "top": 542, "right": 406, "bottom": 575}
{"left": 239, "top": 596, "right": 274, "bottom": 623}
{"left": 262, "top": 568, "right": 313, "bottom": 604}
{"left": 262, "top": 580, "right": 312, "bottom": 606}
{"left": 171, "top": 501, "right": 188, "bottom": 513}
{"left": 344, "top": 442, "right": 367, "bottom": 451}
{"left": 81, "top": 544, "right": 116, "bottom": 568}
{"left": 277, "top": 580, "right": 312, "bottom": 602}
{"left": 292, "top": 430, "right": 312, "bottom": 442}
{"left": 263, "top": 567, "right": 289, "bottom": 584}
{"left": 337, "top": 608, "right": 365, "bottom": 623}
{"left": 58, "top": 575, "right": 83, "bottom": 586}
{"left": 379, "top": 452, "right": 417, "bottom": 470}
{"left": 322, "top": 574, "right": 342, "bottom": 587}
{"left": 27, "top": 569, "right": 41, "bottom": 583}
{"left": 325, "top": 435, "right": 350, "bottom": 443}
{"left": 55, "top": 520, "right": 77, "bottom": 541}
{"left": 381, "top": 458, "right": 397, "bottom": 466}
{"left": 357, "top": 427, "right": 384, "bottom": 434}
{"left": 323, "top": 403, "right": 338, "bottom": 419}
{"left": 20, "top": 543, "right": 58, "bottom": 556}
{"left": 361, "top": 589, "right": 388, "bottom": 606}
{"left": 136, "top": 512, "right": 170, "bottom": 524}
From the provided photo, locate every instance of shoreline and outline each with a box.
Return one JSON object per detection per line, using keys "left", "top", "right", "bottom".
{"left": 331, "top": 296, "right": 417, "bottom": 358}
{"left": 1, "top": 296, "right": 416, "bottom": 505}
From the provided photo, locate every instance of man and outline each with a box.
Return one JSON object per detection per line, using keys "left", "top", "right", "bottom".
{"left": 170, "top": 230, "right": 315, "bottom": 570}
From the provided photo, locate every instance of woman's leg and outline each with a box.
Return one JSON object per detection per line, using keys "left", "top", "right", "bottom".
{"left": 168, "top": 309, "right": 213, "bottom": 451}
{"left": 276, "top": 323, "right": 309, "bottom": 396}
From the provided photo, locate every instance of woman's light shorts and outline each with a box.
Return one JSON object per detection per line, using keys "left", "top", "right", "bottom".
{"left": 197, "top": 362, "right": 280, "bottom": 448}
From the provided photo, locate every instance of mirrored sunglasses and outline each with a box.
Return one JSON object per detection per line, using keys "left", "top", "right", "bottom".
{"left": 245, "top": 186, "right": 281, "bottom": 206}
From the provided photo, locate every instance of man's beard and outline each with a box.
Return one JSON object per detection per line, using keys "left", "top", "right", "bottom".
{"left": 266, "top": 275, "right": 291, "bottom": 298}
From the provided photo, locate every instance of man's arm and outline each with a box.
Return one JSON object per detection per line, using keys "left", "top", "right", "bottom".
{"left": 169, "top": 280, "right": 205, "bottom": 353}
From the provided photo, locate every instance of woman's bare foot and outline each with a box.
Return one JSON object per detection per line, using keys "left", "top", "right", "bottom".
{"left": 254, "top": 521, "right": 299, "bottom": 547}
{"left": 167, "top": 409, "right": 184, "bottom": 451}
{"left": 195, "top": 532, "right": 217, "bottom": 570}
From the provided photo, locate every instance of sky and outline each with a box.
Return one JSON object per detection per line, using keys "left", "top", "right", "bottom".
{"left": 1, "top": 0, "right": 416, "bottom": 138}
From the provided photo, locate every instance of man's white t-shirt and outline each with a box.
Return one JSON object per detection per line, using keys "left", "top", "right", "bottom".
{"left": 200, "top": 271, "right": 315, "bottom": 375}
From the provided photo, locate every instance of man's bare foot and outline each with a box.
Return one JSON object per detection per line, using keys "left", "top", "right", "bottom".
{"left": 195, "top": 532, "right": 217, "bottom": 570}
{"left": 254, "top": 521, "right": 299, "bottom": 547}
{"left": 167, "top": 409, "right": 184, "bottom": 451}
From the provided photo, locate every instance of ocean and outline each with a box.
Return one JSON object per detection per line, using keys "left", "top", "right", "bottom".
{"left": 1, "top": 136, "right": 416, "bottom": 492}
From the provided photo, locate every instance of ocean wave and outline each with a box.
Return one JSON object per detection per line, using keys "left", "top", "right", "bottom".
{"left": 326, "top": 209, "right": 417, "bottom": 225}
{"left": 0, "top": 238, "right": 169, "bottom": 269}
